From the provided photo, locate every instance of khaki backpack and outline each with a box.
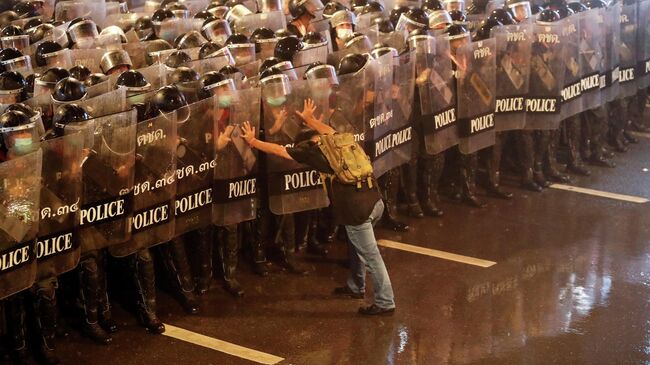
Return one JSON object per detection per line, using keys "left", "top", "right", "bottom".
{"left": 317, "top": 133, "right": 374, "bottom": 189}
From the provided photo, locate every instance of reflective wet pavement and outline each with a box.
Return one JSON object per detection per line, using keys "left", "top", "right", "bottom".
{"left": 50, "top": 139, "right": 650, "bottom": 365}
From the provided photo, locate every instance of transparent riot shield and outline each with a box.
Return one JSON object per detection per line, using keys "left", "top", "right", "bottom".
{"left": 39, "top": 48, "right": 73, "bottom": 71}
{"left": 75, "top": 109, "right": 136, "bottom": 252}
{"left": 36, "top": 133, "right": 84, "bottom": 280}
{"left": 213, "top": 87, "right": 261, "bottom": 226}
{"left": 368, "top": 52, "right": 414, "bottom": 178}
{"left": 263, "top": 79, "right": 330, "bottom": 215}
{"left": 0, "top": 150, "right": 41, "bottom": 300}
{"left": 293, "top": 45, "right": 329, "bottom": 68}
{"left": 525, "top": 23, "right": 565, "bottom": 130}
{"left": 77, "top": 88, "right": 129, "bottom": 117}
{"left": 173, "top": 97, "right": 216, "bottom": 236}
{"left": 579, "top": 9, "right": 604, "bottom": 111}
{"left": 604, "top": 3, "right": 621, "bottom": 103}
{"left": 123, "top": 41, "right": 151, "bottom": 69}
{"left": 619, "top": 2, "right": 638, "bottom": 97}
{"left": 415, "top": 35, "right": 458, "bottom": 155}
{"left": 558, "top": 15, "right": 582, "bottom": 120}
{"left": 233, "top": 11, "right": 287, "bottom": 37}
{"left": 159, "top": 18, "right": 202, "bottom": 44}
{"left": 456, "top": 38, "right": 497, "bottom": 154}
{"left": 70, "top": 49, "right": 105, "bottom": 73}
{"left": 185, "top": 53, "right": 234, "bottom": 75}
{"left": 109, "top": 113, "right": 177, "bottom": 257}
{"left": 2, "top": 55, "right": 34, "bottom": 79}
{"left": 637, "top": 0, "right": 650, "bottom": 89}
{"left": 493, "top": 23, "right": 532, "bottom": 131}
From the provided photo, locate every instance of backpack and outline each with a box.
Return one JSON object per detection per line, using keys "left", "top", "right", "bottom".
{"left": 317, "top": 133, "right": 374, "bottom": 189}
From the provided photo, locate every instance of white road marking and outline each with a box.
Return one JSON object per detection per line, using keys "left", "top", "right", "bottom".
{"left": 162, "top": 324, "right": 284, "bottom": 365}
{"left": 378, "top": 239, "right": 496, "bottom": 268}
{"left": 549, "top": 184, "right": 649, "bottom": 203}
{"left": 629, "top": 131, "right": 650, "bottom": 139}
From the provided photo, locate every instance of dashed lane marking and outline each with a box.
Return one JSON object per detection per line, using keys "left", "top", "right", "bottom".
{"left": 549, "top": 184, "right": 649, "bottom": 204}
{"left": 162, "top": 324, "right": 284, "bottom": 365}
{"left": 378, "top": 239, "right": 497, "bottom": 268}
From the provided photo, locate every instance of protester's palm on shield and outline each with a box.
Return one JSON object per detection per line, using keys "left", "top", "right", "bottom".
{"left": 241, "top": 121, "right": 256, "bottom": 144}
{"left": 217, "top": 125, "right": 235, "bottom": 151}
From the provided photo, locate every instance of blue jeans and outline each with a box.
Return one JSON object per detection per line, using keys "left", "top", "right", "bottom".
{"left": 345, "top": 200, "right": 395, "bottom": 309}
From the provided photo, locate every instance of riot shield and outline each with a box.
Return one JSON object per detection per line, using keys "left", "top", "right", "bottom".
{"left": 36, "top": 134, "right": 84, "bottom": 281}
{"left": 493, "top": 23, "right": 532, "bottom": 131}
{"left": 38, "top": 48, "right": 73, "bottom": 70}
{"left": 109, "top": 113, "right": 177, "bottom": 257}
{"left": 579, "top": 9, "right": 604, "bottom": 112}
{"left": 233, "top": 11, "right": 287, "bottom": 37}
{"left": 368, "top": 52, "right": 414, "bottom": 178}
{"left": 77, "top": 88, "right": 129, "bottom": 117}
{"left": 618, "top": 2, "right": 638, "bottom": 97}
{"left": 0, "top": 151, "right": 41, "bottom": 300}
{"left": 456, "top": 38, "right": 497, "bottom": 154}
{"left": 213, "top": 87, "right": 261, "bottom": 226}
{"left": 159, "top": 19, "right": 202, "bottom": 44}
{"left": 293, "top": 45, "right": 329, "bottom": 68}
{"left": 74, "top": 110, "right": 136, "bottom": 252}
{"left": 70, "top": 49, "right": 105, "bottom": 73}
{"left": 637, "top": 0, "right": 650, "bottom": 89}
{"left": 604, "top": 3, "right": 621, "bottom": 103}
{"left": 525, "top": 23, "right": 565, "bottom": 130}
{"left": 330, "top": 60, "right": 374, "bottom": 144}
{"left": 263, "top": 78, "right": 330, "bottom": 215}
{"left": 558, "top": 15, "right": 582, "bottom": 120}
{"left": 414, "top": 35, "right": 458, "bottom": 155}
{"left": 173, "top": 97, "right": 216, "bottom": 236}
{"left": 185, "top": 53, "right": 234, "bottom": 75}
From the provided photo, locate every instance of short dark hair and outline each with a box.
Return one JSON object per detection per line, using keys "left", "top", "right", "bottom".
{"left": 294, "top": 129, "right": 319, "bottom": 143}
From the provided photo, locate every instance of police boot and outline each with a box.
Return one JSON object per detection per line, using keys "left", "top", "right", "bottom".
{"left": 132, "top": 250, "right": 165, "bottom": 334}
{"left": 33, "top": 287, "right": 62, "bottom": 365}
{"left": 248, "top": 215, "right": 269, "bottom": 277}
{"left": 544, "top": 130, "right": 570, "bottom": 183}
{"left": 307, "top": 212, "right": 330, "bottom": 256}
{"left": 96, "top": 251, "right": 117, "bottom": 334}
{"left": 78, "top": 256, "right": 112, "bottom": 345}
{"left": 166, "top": 239, "right": 199, "bottom": 314}
{"left": 532, "top": 132, "right": 550, "bottom": 188}
{"left": 460, "top": 154, "right": 486, "bottom": 208}
{"left": 6, "top": 295, "right": 29, "bottom": 365}
{"left": 566, "top": 116, "right": 591, "bottom": 176}
{"left": 517, "top": 131, "right": 543, "bottom": 192}
{"left": 379, "top": 169, "right": 409, "bottom": 231}
{"left": 218, "top": 225, "right": 244, "bottom": 297}
{"left": 195, "top": 228, "right": 214, "bottom": 295}
{"left": 484, "top": 135, "right": 513, "bottom": 200}
{"left": 419, "top": 155, "right": 445, "bottom": 216}
{"left": 623, "top": 130, "right": 639, "bottom": 144}
{"left": 402, "top": 160, "right": 424, "bottom": 218}
{"left": 317, "top": 206, "right": 337, "bottom": 244}
{"left": 590, "top": 130, "right": 617, "bottom": 168}
{"left": 609, "top": 127, "right": 629, "bottom": 153}
{"left": 277, "top": 215, "right": 308, "bottom": 275}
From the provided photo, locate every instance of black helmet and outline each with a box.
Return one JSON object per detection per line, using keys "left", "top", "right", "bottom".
{"left": 304, "top": 61, "right": 338, "bottom": 85}
{"left": 489, "top": 8, "right": 515, "bottom": 24}
{"left": 374, "top": 17, "right": 394, "bottom": 33}
{"left": 25, "top": 73, "right": 38, "bottom": 97}
{"left": 151, "top": 85, "right": 188, "bottom": 116}
{"left": 4, "top": 103, "right": 37, "bottom": 123}
{"left": 52, "top": 104, "right": 91, "bottom": 137}
{"left": 361, "top": 1, "right": 384, "bottom": 14}
{"left": 260, "top": 57, "right": 282, "bottom": 72}
{"left": 445, "top": 23, "right": 470, "bottom": 40}
{"left": 144, "top": 39, "right": 173, "bottom": 66}
{"left": 26, "top": 22, "right": 54, "bottom": 44}
{"left": 152, "top": 8, "right": 176, "bottom": 24}
{"left": 194, "top": 10, "right": 215, "bottom": 21}
{"left": 198, "top": 71, "right": 235, "bottom": 99}
{"left": 370, "top": 42, "right": 398, "bottom": 59}
{"left": 275, "top": 29, "right": 294, "bottom": 39}
{"left": 323, "top": 1, "right": 346, "bottom": 18}
{"left": 567, "top": 2, "right": 588, "bottom": 12}
{"left": 0, "top": 11, "right": 19, "bottom": 28}
{"left": 289, "top": 0, "right": 325, "bottom": 20}
{"left": 250, "top": 27, "right": 277, "bottom": 53}
{"left": 199, "top": 41, "right": 222, "bottom": 59}
{"left": 69, "top": 65, "right": 92, "bottom": 82}
{"left": 84, "top": 73, "right": 108, "bottom": 87}
{"left": 174, "top": 30, "right": 207, "bottom": 49}
{"left": 219, "top": 64, "right": 241, "bottom": 76}
{"left": 0, "top": 110, "right": 32, "bottom": 138}
{"left": 0, "top": 48, "right": 23, "bottom": 72}
{"left": 474, "top": 19, "right": 501, "bottom": 41}
{"left": 555, "top": 5, "right": 574, "bottom": 18}
{"left": 169, "top": 66, "right": 199, "bottom": 85}
{"left": 116, "top": 70, "right": 150, "bottom": 89}
{"left": 52, "top": 77, "right": 87, "bottom": 103}
{"left": 34, "top": 40, "right": 63, "bottom": 67}
{"left": 201, "top": 17, "right": 231, "bottom": 43}
{"left": 449, "top": 9, "right": 467, "bottom": 24}
{"left": 133, "top": 102, "right": 160, "bottom": 123}
{"left": 259, "top": 65, "right": 284, "bottom": 81}
{"left": 536, "top": 8, "right": 560, "bottom": 23}
{"left": 0, "top": 25, "right": 23, "bottom": 38}
{"left": 422, "top": 0, "right": 444, "bottom": 11}
{"left": 274, "top": 36, "right": 303, "bottom": 62}
{"left": 13, "top": 1, "right": 41, "bottom": 18}
{"left": 23, "top": 17, "right": 43, "bottom": 31}
{"left": 0, "top": 71, "right": 26, "bottom": 103}
{"left": 389, "top": 6, "right": 409, "bottom": 26}
{"left": 400, "top": 8, "right": 430, "bottom": 29}
{"left": 531, "top": 4, "right": 544, "bottom": 13}
{"left": 225, "top": 32, "right": 248, "bottom": 45}
{"left": 38, "top": 67, "right": 70, "bottom": 87}
{"left": 584, "top": 0, "right": 607, "bottom": 8}
{"left": 302, "top": 31, "right": 327, "bottom": 48}
{"left": 67, "top": 17, "right": 99, "bottom": 46}
{"left": 337, "top": 53, "right": 368, "bottom": 76}
{"left": 134, "top": 15, "right": 155, "bottom": 40}
{"left": 164, "top": 50, "right": 192, "bottom": 69}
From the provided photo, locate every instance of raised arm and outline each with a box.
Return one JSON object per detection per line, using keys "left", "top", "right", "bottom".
{"left": 241, "top": 121, "right": 294, "bottom": 161}
{"left": 295, "top": 99, "right": 336, "bottom": 135}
